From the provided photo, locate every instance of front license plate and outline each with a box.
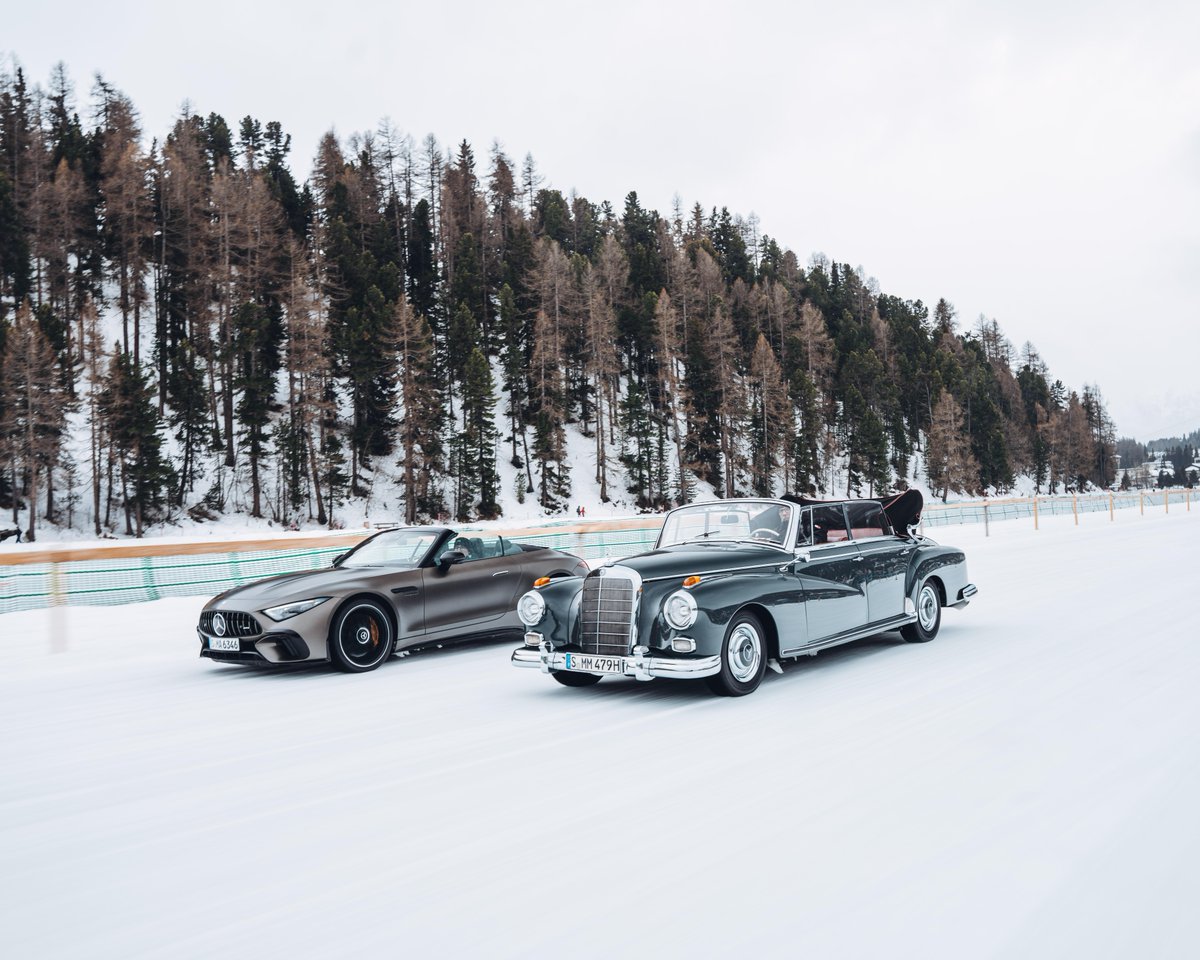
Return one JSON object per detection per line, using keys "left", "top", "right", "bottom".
{"left": 564, "top": 653, "right": 626, "bottom": 674}
{"left": 209, "top": 636, "right": 240, "bottom": 652}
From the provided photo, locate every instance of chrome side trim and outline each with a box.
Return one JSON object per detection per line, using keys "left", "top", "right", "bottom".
{"left": 510, "top": 645, "right": 722, "bottom": 680}
{"left": 780, "top": 613, "right": 917, "bottom": 658}
{"left": 638, "top": 560, "right": 783, "bottom": 583}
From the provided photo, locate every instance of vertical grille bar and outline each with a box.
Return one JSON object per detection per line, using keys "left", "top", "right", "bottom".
{"left": 199, "top": 610, "right": 263, "bottom": 637}
{"left": 580, "top": 570, "right": 636, "bottom": 655}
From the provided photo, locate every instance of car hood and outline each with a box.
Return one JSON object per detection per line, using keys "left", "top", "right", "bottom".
{"left": 206, "top": 564, "right": 419, "bottom": 611}
{"left": 608, "top": 542, "right": 786, "bottom": 583}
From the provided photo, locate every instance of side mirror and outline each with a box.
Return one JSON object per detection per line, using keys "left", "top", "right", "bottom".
{"left": 438, "top": 548, "right": 468, "bottom": 570}
{"left": 332, "top": 552, "right": 348, "bottom": 567}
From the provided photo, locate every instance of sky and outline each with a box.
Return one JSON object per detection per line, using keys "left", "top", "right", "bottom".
{"left": 5, "top": 0, "right": 1198, "bottom": 441}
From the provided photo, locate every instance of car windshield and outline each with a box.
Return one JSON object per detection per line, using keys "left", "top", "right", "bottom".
{"left": 657, "top": 500, "right": 793, "bottom": 548}
{"left": 340, "top": 529, "right": 441, "bottom": 568}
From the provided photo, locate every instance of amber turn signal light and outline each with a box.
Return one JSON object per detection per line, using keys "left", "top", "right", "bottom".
{"left": 534, "top": 576, "right": 551, "bottom": 587}
{"left": 683, "top": 575, "right": 701, "bottom": 588}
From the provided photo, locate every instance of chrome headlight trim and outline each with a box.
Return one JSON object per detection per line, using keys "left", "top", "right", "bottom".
{"left": 262, "top": 596, "right": 331, "bottom": 622}
{"left": 517, "top": 590, "right": 546, "bottom": 626}
{"left": 663, "top": 590, "right": 698, "bottom": 630}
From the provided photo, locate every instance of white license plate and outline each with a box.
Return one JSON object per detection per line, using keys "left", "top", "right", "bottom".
{"left": 209, "top": 636, "right": 240, "bottom": 652}
{"left": 564, "top": 653, "right": 626, "bottom": 674}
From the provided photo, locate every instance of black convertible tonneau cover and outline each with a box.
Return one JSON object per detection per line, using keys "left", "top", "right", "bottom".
{"left": 877, "top": 490, "right": 923, "bottom": 530}
{"left": 781, "top": 489, "right": 924, "bottom": 532}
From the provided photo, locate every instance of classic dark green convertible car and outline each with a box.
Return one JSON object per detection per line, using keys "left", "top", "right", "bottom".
{"left": 511, "top": 493, "right": 976, "bottom": 696}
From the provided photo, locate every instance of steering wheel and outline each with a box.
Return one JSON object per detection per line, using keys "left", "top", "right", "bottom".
{"left": 750, "top": 527, "right": 780, "bottom": 540}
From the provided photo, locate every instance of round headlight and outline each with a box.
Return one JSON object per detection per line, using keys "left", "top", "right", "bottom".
{"left": 663, "top": 590, "right": 698, "bottom": 630}
{"left": 517, "top": 590, "right": 546, "bottom": 626}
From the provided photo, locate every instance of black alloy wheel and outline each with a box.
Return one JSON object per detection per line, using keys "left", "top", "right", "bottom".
{"left": 330, "top": 599, "right": 394, "bottom": 672}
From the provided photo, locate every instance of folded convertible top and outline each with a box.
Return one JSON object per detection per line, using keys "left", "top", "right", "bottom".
{"left": 780, "top": 489, "right": 924, "bottom": 531}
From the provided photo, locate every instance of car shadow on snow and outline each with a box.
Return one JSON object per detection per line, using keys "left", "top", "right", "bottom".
{"left": 515, "top": 633, "right": 913, "bottom": 705}
{"left": 199, "top": 633, "right": 523, "bottom": 681}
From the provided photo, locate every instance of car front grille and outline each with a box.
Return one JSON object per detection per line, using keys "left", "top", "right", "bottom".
{"left": 199, "top": 610, "right": 262, "bottom": 638}
{"left": 580, "top": 569, "right": 637, "bottom": 656}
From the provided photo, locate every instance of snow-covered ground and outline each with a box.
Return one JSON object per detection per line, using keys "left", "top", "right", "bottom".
{"left": 2, "top": 508, "right": 1198, "bottom": 958}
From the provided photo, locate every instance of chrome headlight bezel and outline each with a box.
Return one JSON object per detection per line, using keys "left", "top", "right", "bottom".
{"left": 517, "top": 590, "right": 546, "bottom": 626}
{"left": 262, "top": 596, "right": 332, "bottom": 622}
{"left": 663, "top": 590, "right": 698, "bottom": 630}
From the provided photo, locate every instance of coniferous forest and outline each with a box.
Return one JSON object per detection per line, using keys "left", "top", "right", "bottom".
{"left": 0, "top": 65, "right": 1119, "bottom": 539}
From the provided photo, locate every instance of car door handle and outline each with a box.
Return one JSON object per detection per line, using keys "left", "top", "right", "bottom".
{"left": 391, "top": 586, "right": 420, "bottom": 597}
{"left": 491, "top": 570, "right": 510, "bottom": 577}
{"left": 851, "top": 557, "right": 864, "bottom": 563}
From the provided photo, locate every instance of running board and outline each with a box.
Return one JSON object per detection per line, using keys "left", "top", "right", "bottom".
{"left": 781, "top": 614, "right": 917, "bottom": 658}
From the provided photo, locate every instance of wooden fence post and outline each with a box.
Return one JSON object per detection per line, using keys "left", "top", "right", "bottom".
{"left": 1166, "top": 491, "right": 1170, "bottom": 514}
{"left": 49, "top": 562, "right": 66, "bottom": 654}
{"left": 1073, "top": 493, "right": 1078, "bottom": 525}
{"left": 1140, "top": 492, "right": 1144, "bottom": 515}
{"left": 1109, "top": 491, "right": 1114, "bottom": 521}
{"left": 1033, "top": 496, "right": 1039, "bottom": 530}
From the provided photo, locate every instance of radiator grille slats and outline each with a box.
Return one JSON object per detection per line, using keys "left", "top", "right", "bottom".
{"left": 580, "top": 573, "right": 635, "bottom": 655}
{"left": 199, "top": 610, "right": 262, "bottom": 637}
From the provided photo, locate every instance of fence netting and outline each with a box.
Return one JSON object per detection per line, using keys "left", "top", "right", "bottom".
{"left": 1, "top": 491, "right": 1192, "bottom": 615}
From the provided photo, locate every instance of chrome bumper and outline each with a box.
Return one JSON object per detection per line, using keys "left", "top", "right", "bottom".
{"left": 951, "top": 583, "right": 978, "bottom": 609}
{"left": 511, "top": 643, "right": 721, "bottom": 681}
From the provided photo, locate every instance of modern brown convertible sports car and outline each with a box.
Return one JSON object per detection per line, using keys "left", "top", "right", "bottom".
{"left": 198, "top": 527, "right": 587, "bottom": 672}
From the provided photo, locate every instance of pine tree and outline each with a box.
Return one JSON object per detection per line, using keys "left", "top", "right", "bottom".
{"left": 530, "top": 308, "right": 569, "bottom": 511}
{"left": 927, "top": 392, "right": 978, "bottom": 501}
{"left": 654, "top": 291, "right": 691, "bottom": 505}
{"left": 395, "top": 296, "right": 443, "bottom": 521}
{"left": 460, "top": 347, "right": 499, "bottom": 519}
{"left": 1, "top": 302, "right": 67, "bottom": 539}
{"left": 232, "top": 301, "right": 278, "bottom": 517}
{"left": 747, "top": 334, "right": 788, "bottom": 496}
{"left": 587, "top": 235, "right": 625, "bottom": 501}
{"left": 99, "top": 350, "right": 173, "bottom": 537}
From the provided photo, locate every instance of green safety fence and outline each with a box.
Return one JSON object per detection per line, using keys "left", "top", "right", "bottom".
{"left": 0, "top": 521, "right": 663, "bottom": 617}
{"left": 1, "top": 491, "right": 1193, "bottom": 616}
{"left": 921, "top": 490, "right": 1191, "bottom": 527}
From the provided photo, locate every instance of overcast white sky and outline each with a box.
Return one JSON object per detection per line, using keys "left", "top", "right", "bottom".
{"left": 6, "top": 0, "right": 1199, "bottom": 440}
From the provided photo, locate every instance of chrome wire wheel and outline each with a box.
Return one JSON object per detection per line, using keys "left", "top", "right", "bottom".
{"left": 727, "top": 621, "right": 763, "bottom": 683}
{"left": 918, "top": 583, "right": 939, "bottom": 632}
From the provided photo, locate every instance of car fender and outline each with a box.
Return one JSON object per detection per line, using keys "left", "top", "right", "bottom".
{"left": 528, "top": 576, "right": 585, "bottom": 647}
{"left": 649, "top": 571, "right": 796, "bottom": 658}
{"left": 907, "top": 546, "right": 969, "bottom": 605}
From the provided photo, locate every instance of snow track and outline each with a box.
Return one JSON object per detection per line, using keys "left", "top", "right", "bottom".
{"left": 2, "top": 510, "right": 1199, "bottom": 958}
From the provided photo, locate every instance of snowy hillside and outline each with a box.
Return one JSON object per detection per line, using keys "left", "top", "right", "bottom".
{"left": 3, "top": 507, "right": 1198, "bottom": 958}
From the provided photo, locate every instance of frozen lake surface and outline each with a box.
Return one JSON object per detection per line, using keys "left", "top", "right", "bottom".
{"left": 3, "top": 508, "right": 1198, "bottom": 958}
